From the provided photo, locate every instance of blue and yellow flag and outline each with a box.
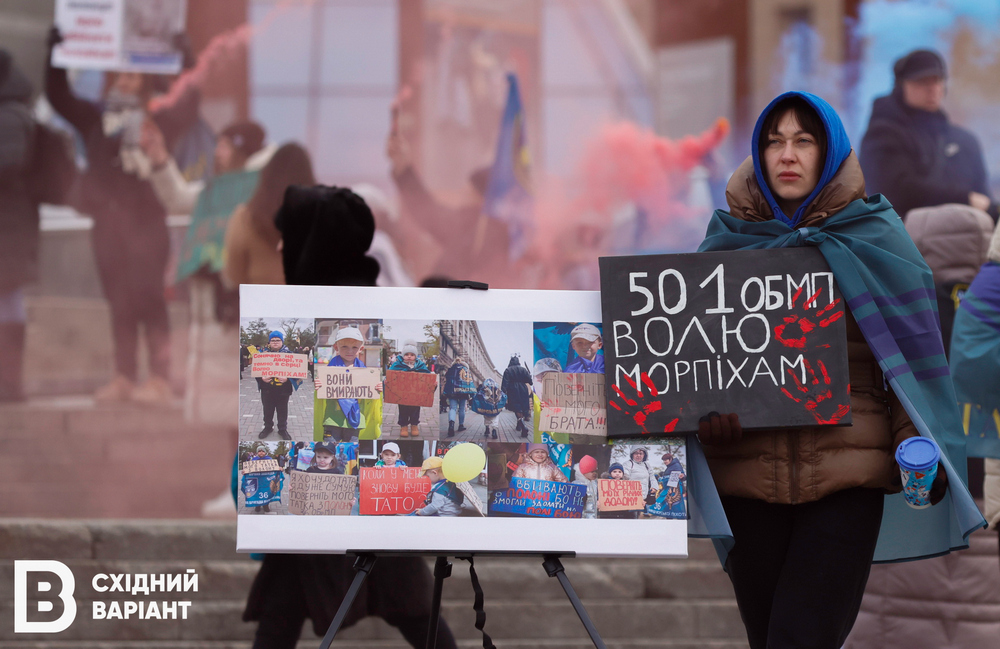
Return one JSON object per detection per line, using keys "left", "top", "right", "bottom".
{"left": 950, "top": 261, "right": 1000, "bottom": 459}
{"left": 484, "top": 73, "right": 532, "bottom": 260}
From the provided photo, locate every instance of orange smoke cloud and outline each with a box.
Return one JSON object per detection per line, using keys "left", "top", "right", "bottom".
{"left": 523, "top": 118, "right": 730, "bottom": 289}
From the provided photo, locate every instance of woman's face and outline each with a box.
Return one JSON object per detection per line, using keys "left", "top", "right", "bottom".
{"left": 763, "top": 110, "right": 822, "bottom": 212}
{"left": 631, "top": 450, "right": 644, "bottom": 462}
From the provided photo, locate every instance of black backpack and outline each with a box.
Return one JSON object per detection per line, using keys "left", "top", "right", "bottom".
{"left": 28, "top": 120, "right": 77, "bottom": 205}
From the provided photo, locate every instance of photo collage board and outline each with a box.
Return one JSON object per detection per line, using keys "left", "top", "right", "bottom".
{"left": 238, "top": 288, "right": 688, "bottom": 526}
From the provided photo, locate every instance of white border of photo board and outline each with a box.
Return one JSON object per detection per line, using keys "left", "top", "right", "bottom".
{"left": 238, "top": 285, "right": 687, "bottom": 558}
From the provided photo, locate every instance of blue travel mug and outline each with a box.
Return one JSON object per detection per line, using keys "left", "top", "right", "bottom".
{"left": 895, "top": 437, "right": 940, "bottom": 509}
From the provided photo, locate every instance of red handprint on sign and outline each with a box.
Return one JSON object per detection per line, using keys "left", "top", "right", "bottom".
{"left": 774, "top": 286, "right": 844, "bottom": 349}
{"left": 775, "top": 286, "right": 850, "bottom": 425}
{"left": 608, "top": 372, "right": 680, "bottom": 434}
{"left": 780, "top": 358, "right": 851, "bottom": 425}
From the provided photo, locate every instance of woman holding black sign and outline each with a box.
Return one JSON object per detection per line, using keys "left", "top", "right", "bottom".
{"left": 696, "top": 91, "right": 984, "bottom": 649}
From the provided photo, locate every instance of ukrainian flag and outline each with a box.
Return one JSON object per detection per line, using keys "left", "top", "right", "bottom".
{"left": 484, "top": 73, "right": 532, "bottom": 260}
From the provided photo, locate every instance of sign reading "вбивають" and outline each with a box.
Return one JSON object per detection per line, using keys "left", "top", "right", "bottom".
{"left": 599, "top": 248, "right": 851, "bottom": 438}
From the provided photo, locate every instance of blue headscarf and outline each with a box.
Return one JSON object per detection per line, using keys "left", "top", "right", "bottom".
{"left": 750, "top": 91, "right": 853, "bottom": 227}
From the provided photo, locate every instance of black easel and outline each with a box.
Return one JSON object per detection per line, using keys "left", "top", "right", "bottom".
{"left": 318, "top": 552, "right": 608, "bottom": 649}
{"left": 319, "top": 280, "right": 609, "bottom": 648}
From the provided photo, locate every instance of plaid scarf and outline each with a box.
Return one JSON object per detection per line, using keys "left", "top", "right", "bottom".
{"left": 699, "top": 195, "right": 985, "bottom": 562}
{"left": 950, "top": 261, "right": 1000, "bottom": 459}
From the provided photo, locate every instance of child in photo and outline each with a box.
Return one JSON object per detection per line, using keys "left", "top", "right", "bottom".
{"left": 315, "top": 326, "right": 383, "bottom": 442}
{"left": 305, "top": 441, "right": 344, "bottom": 474}
{"left": 563, "top": 323, "right": 604, "bottom": 374}
{"left": 531, "top": 357, "right": 567, "bottom": 444}
{"left": 513, "top": 443, "right": 568, "bottom": 482}
{"left": 374, "top": 441, "right": 407, "bottom": 467}
{"left": 256, "top": 331, "right": 302, "bottom": 440}
{"left": 245, "top": 443, "right": 280, "bottom": 513}
{"left": 598, "top": 462, "right": 637, "bottom": 519}
{"left": 471, "top": 378, "right": 506, "bottom": 440}
{"left": 414, "top": 457, "right": 464, "bottom": 516}
{"left": 573, "top": 454, "right": 600, "bottom": 519}
{"left": 388, "top": 342, "right": 432, "bottom": 437}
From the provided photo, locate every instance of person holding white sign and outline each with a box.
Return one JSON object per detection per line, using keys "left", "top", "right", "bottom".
{"left": 44, "top": 27, "right": 201, "bottom": 405}
{"left": 314, "top": 327, "right": 383, "bottom": 442}
{"left": 256, "top": 331, "right": 300, "bottom": 440}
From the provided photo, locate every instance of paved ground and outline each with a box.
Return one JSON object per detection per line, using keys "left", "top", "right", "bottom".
{"left": 440, "top": 408, "right": 534, "bottom": 443}
{"left": 382, "top": 401, "right": 439, "bottom": 439}
{"left": 239, "top": 375, "right": 314, "bottom": 443}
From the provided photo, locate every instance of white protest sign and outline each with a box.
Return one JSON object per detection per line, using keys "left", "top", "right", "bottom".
{"left": 53, "top": 0, "right": 187, "bottom": 73}
{"left": 243, "top": 459, "right": 281, "bottom": 474}
{"left": 288, "top": 472, "right": 356, "bottom": 516}
{"left": 539, "top": 373, "right": 607, "bottom": 438}
{"left": 251, "top": 353, "right": 309, "bottom": 380}
{"left": 317, "top": 367, "right": 381, "bottom": 400}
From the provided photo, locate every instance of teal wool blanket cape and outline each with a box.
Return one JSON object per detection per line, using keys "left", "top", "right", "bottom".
{"left": 700, "top": 199, "right": 986, "bottom": 562}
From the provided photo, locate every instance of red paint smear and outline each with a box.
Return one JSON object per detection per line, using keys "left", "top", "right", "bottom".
{"left": 609, "top": 400, "right": 622, "bottom": 411}
{"left": 640, "top": 372, "right": 659, "bottom": 397}
{"left": 819, "top": 311, "right": 844, "bottom": 327}
{"left": 612, "top": 385, "right": 637, "bottom": 407}
{"left": 804, "top": 289, "right": 822, "bottom": 309}
{"left": 643, "top": 401, "right": 662, "bottom": 415}
{"left": 818, "top": 360, "right": 831, "bottom": 385}
{"left": 799, "top": 317, "right": 815, "bottom": 333}
{"left": 622, "top": 373, "right": 641, "bottom": 397}
{"left": 787, "top": 368, "right": 808, "bottom": 392}
{"left": 810, "top": 403, "right": 850, "bottom": 426}
{"left": 663, "top": 418, "right": 679, "bottom": 433}
{"left": 816, "top": 298, "right": 841, "bottom": 316}
{"left": 790, "top": 286, "right": 803, "bottom": 308}
{"left": 781, "top": 387, "right": 801, "bottom": 403}
{"left": 774, "top": 324, "right": 806, "bottom": 348}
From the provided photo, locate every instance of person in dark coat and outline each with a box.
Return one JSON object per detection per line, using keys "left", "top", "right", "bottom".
{"left": 859, "top": 49, "right": 998, "bottom": 223}
{"left": 501, "top": 355, "right": 532, "bottom": 437}
{"left": 243, "top": 184, "right": 457, "bottom": 649}
{"left": 45, "top": 28, "right": 201, "bottom": 403}
{"left": 0, "top": 50, "right": 37, "bottom": 401}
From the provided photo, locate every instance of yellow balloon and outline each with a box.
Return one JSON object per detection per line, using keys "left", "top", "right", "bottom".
{"left": 441, "top": 443, "right": 486, "bottom": 483}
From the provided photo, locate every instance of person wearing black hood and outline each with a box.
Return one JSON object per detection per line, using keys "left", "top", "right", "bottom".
{"left": 501, "top": 355, "right": 533, "bottom": 437}
{"left": 242, "top": 184, "right": 457, "bottom": 649}
{"left": 0, "top": 50, "right": 37, "bottom": 401}
{"left": 860, "top": 48, "right": 998, "bottom": 223}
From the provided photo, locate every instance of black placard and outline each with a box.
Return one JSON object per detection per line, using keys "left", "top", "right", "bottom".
{"left": 599, "top": 248, "right": 851, "bottom": 438}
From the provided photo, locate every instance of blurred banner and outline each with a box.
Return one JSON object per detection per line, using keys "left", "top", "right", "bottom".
{"left": 53, "top": 0, "right": 187, "bottom": 73}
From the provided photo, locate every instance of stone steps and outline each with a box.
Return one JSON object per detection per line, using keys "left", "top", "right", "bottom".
{"left": 0, "top": 520, "right": 748, "bottom": 648}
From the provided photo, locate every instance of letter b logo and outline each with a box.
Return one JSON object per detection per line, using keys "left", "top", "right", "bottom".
{"left": 14, "top": 560, "right": 77, "bottom": 633}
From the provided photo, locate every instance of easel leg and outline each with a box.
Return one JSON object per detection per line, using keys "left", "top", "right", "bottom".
{"left": 542, "top": 555, "right": 607, "bottom": 649}
{"left": 318, "top": 553, "right": 377, "bottom": 649}
{"left": 425, "top": 556, "right": 452, "bottom": 649}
